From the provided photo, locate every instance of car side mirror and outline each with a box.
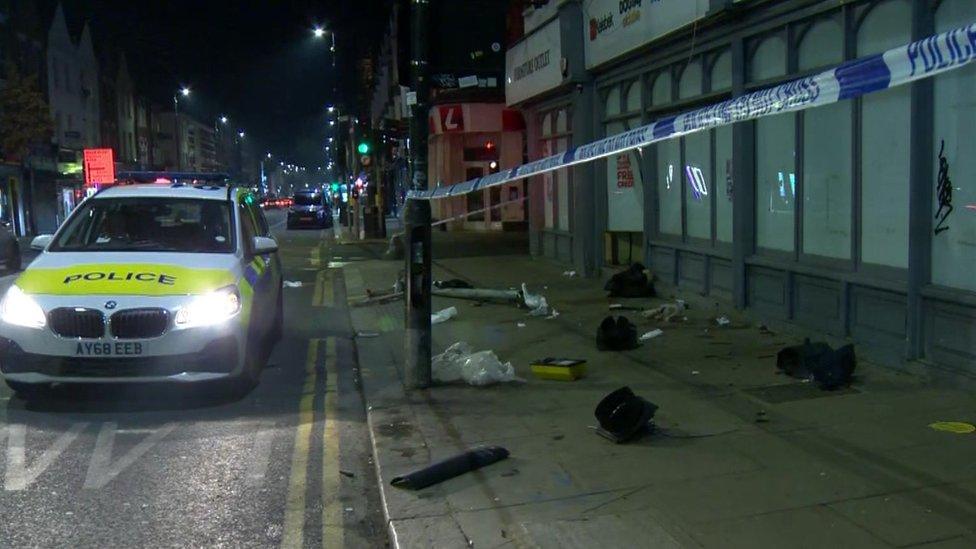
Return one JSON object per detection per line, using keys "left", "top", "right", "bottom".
{"left": 252, "top": 236, "right": 278, "bottom": 255}
{"left": 30, "top": 234, "right": 54, "bottom": 251}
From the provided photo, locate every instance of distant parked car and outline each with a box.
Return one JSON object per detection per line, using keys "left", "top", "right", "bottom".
{"left": 287, "top": 190, "right": 333, "bottom": 229}
{"left": 0, "top": 221, "right": 21, "bottom": 272}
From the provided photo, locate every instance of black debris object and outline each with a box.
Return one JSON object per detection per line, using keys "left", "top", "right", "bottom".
{"left": 604, "top": 262, "right": 656, "bottom": 298}
{"left": 596, "top": 316, "right": 638, "bottom": 351}
{"left": 594, "top": 386, "right": 658, "bottom": 443}
{"left": 776, "top": 338, "right": 856, "bottom": 390}
{"left": 390, "top": 446, "right": 510, "bottom": 490}
{"left": 434, "top": 279, "right": 474, "bottom": 289}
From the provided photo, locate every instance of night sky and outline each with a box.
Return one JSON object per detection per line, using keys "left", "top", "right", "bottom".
{"left": 51, "top": 0, "right": 391, "bottom": 167}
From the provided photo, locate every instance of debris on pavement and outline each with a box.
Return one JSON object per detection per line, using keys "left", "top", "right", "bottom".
{"left": 641, "top": 301, "right": 686, "bottom": 322}
{"left": 594, "top": 386, "right": 658, "bottom": 443}
{"left": 562, "top": 270, "right": 578, "bottom": 277}
{"left": 758, "top": 323, "right": 776, "bottom": 335}
{"left": 715, "top": 316, "right": 731, "bottom": 327}
{"left": 928, "top": 422, "right": 975, "bottom": 434}
{"left": 776, "top": 339, "right": 857, "bottom": 390}
{"left": 755, "top": 410, "right": 770, "bottom": 424}
{"left": 431, "top": 306, "right": 459, "bottom": 324}
{"left": 516, "top": 322, "right": 526, "bottom": 328}
{"left": 391, "top": 446, "right": 510, "bottom": 490}
{"left": 605, "top": 262, "right": 655, "bottom": 297}
{"left": 432, "top": 286, "right": 520, "bottom": 303}
{"left": 434, "top": 279, "right": 474, "bottom": 289}
{"left": 596, "top": 316, "right": 638, "bottom": 351}
{"left": 691, "top": 370, "right": 700, "bottom": 375}
{"left": 609, "top": 303, "right": 623, "bottom": 309}
{"left": 546, "top": 309, "right": 560, "bottom": 320}
{"left": 520, "top": 283, "right": 551, "bottom": 316}
{"left": 639, "top": 329, "right": 664, "bottom": 341}
{"left": 531, "top": 358, "right": 587, "bottom": 381}
{"left": 340, "top": 470, "right": 356, "bottom": 478}
{"left": 432, "top": 342, "right": 519, "bottom": 386}
{"left": 353, "top": 291, "right": 404, "bottom": 307}
{"left": 283, "top": 281, "right": 303, "bottom": 288}
{"left": 355, "top": 331, "right": 380, "bottom": 338}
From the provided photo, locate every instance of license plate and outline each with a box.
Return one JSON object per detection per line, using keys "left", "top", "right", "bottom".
{"left": 75, "top": 341, "right": 145, "bottom": 356}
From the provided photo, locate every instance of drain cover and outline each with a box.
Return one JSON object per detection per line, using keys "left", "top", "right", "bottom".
{"left": 743, "top": 382, "right": 860, "bottom": 404}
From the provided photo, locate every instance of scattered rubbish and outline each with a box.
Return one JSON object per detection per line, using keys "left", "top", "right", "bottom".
{"left": 609, "top": 303, "right": 623, "bottom": 310}
{"left": 562, "top": 270, "right": 578, "bottom": 277}
{"left": 691, "top": 370, "right": 700, "bottom": 376}
{"left": 434, "top": 279, "right": 473, "bottom": 289}
{"left": 546, "top": 309, "right": 560, "bottom": 320}
{"left": 531, "top": 358, "right": 587, "bottom": 381}
{"left": 393, "top": 277, "right": 405, "bottom": 294}
{"left": 639, "top": 329, "right": 664, "bottom": 341}
{"left": 593, "top": 386, "right": 658, "bottom": 443}
{"left": 596, "top": 316, "right": 638, "bottom": 351}
{"left": 715, "top": 316, "right": 731, "bottom": 327}
{"left": 356, "top": 331, "right": 380, "bottom": 339}
{"left": 929, "top": 421, "right": 975, "bottom": 434}
{"left": 353, "top": 291, "right": 404, "bottom": 307}
{"left": 776, "top": 339, "right": 857, "bottom": 390}
{"left": 283, "top": 281, "right": 303, "bottom": 288}
{"left": 758, "top": 323, "right": 776, "bottom": 335}
{"left": 552, "top": 435, "right": 565, "bottom": 441}
{"left": 500, "top": 468, "right": 521, "bottom": 478}
{"left": 604, "top": 262, "right": 656, "bottom": 298}
{"left": 520, "top": 283, "right": 551, "bottom": 316}
{"left": 391, "top": 446, "right": 510, "bottom": 489}
{"left": 755, "top": 410, "right": 770, "bottom": 424}
{"left": 344, "top": 507, "right": 353, "bottom": 512}
{"left": 432, "top": 342, "right": 518, "bottom": 386}
{"left": 432, "top": 287, "right": 520, "bottom": 303}
{"left": 340, "top": 470, "right": 356, "bottom": 478}
{"left": 431, "top": 306, "right": 459, "bottom": 325}
{"left": 642, "top": 301, "right": 686, "bottom": 322}
{"left": 516, "top": 322, "right": 526, "bottom": 328}
{"left": 384, "top": 233, "right": 405, "bottom": 260}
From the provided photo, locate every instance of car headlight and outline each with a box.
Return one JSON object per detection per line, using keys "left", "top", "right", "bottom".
{"left": 0, "top": 285, "right": 47, "bottom": 329}
{"left": 175, "top": 285, "right": 242, "bottom": 327}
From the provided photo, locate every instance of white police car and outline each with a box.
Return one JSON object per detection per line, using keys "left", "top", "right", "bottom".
{"left": 0, "top": 180, "right": 283, "bottom": 396}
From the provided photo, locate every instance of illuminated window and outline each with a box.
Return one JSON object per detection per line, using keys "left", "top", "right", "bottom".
{"left": 756, "top": 113, "right": 796, "bottom": 252}
{"left": 858, "top": 0, "right": 911, "bottom": 268}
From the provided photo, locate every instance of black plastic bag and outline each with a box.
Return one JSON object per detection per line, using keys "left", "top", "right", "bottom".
{"left": 604, "top": 262, "right": 655, "bottom": 298}
{"left": 594, "top": 386, "right": 658, "bottom": 443}
{"left": 776, "top": 339, "right": 856, "bottom": 390}
{"left": 596, "top": 316, "right": 638, "bottom": 351}
{"left": 776, "top": 338, "right": 832, "bottom": 378}
{"left": 390, "top": 446, "right": 510, "bottom": 490}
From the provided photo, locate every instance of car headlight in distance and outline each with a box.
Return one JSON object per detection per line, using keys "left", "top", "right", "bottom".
{"left": 175, "top": 285, "right": 242, "bottom": 327}
{"left": 0, "top": 285, "right": 47, "bottom": 329}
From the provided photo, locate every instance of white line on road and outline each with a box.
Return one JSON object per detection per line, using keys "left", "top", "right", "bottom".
{"left": 3, "top": 423, "right": 88, "bottom": 491}
{"left": 246, "top": 426, "right": 276, "bottom": 487}
{"left": 84, "top": 422, "right": 176, "bottom": 489}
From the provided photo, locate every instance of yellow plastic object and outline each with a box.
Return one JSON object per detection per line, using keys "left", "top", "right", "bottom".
{"left": 929, "top": 421, "right": 976, "bottom": 434}
{"left": 531, "top": 358, "right": 587, "bottom": 381}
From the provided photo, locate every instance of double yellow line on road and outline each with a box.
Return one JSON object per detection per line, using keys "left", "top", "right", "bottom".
{"left": 282, "top": 244, "right": 343, "bottom": 548}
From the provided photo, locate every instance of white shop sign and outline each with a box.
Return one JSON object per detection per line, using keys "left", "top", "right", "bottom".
{"left": 583, "top": 0, "right": 710, "bottom": 69}
{"left": 506, "top": 19, "right": 564, "bottom": 106}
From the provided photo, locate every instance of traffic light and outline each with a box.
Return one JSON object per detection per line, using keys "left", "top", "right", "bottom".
{"left": 357, "top": 141, "right": 370, "bottom": 155}
{"left": 330, "top": 182, "right": 340, "bottom": 192}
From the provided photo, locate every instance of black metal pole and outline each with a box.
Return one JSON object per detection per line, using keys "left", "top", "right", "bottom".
{"left": 404, "top": 0, "right": 432, "bottom": 389}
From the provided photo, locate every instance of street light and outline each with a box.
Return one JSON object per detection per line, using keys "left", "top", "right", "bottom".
{"left": 238, "top": 130, "right": 245, "bottom": 139}
{"left": 219, "top": 115, "right": 228, "bottom": 124}
{"left": 173, "top": 86, "right": 191, "bottom": 171}
{"left": 312, "top": 26, "right": 325, "bottom": 38}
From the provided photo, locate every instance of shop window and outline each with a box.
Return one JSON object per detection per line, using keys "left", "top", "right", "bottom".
{"left": 556, "top": 111, "right": 571, "bottom": 231}
{"left": 749, "top": 32, "right": 787, "bottom": 83}
{"left": 803, "top": 102, "right": 852, "bottom": 259}
{"left": 932, "top": 0, "right": 976, "bottom": 291}
{"left": 625, "top": 81, "right": 641, "bottom": 113}
{"left": 657, "top": 136, "right": 681, "bottom": 236}
{"left": 715, "top": 125, "right": 733, "bottom": 243}
{"left": 606, "top": 118, "right": 644, "bottom": 232}
{"left": 756, "top": 113, "right": 796, "bottom": 252}
{"left": 858, "top": 0, "right": 911, "bottom": 268}
{"left": 710, "top": 50, "right": 732, "bottom": 92}
{"left": 650, "top": 72, "right": 671, "bottom": 108}
{"left": 798, "top": 17, "right": 844, "bottom": 71}
{"left": 684, "top": 130, "right": 711, "bottom": 240}
{"left": 605, "top": 86, "right": 622, "bottom": 118}
{"left": 678, "top": 60, "right": 703, "bottom": 100}
{"left": 541, "top": 113, "right": 554, "bottom": 229}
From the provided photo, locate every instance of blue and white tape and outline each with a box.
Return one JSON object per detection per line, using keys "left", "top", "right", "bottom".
{"left": 409, "top": 22, "right": 976, "bottom": 201}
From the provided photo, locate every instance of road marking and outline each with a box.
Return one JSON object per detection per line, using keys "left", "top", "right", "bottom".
{"left": 322, "top": 337, "right": 344, "bottom": 548}
{"left": 281, "top": 339, "right": 320, "bottom": 549}
{"left": 313, "top": 270, "right": 327, "bottom": 306}
{"left": 84, "top": 422, "right": 176, "bottom": 489}
{"left": 246, "top": 425, "right": 276, "bottom": 487}
{"left": 310, "top": 246, "right": 321, "bottom": 267}
{"left": 3, "top": 423, "right": 87, "bottom": 491}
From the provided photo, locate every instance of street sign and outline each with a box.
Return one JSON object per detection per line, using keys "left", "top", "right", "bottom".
{"left": 83, "top": 148, "right": 115, "bottom": 186}
{"left": 439, "top": 105, "right": 464, "bottom": 132}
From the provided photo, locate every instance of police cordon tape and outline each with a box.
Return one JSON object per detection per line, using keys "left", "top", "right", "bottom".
{"left": 430, "top": 196, "right": 528, "bottom": 227}
{"left": 408, "top": 21, "right": 976, "bottom": 201}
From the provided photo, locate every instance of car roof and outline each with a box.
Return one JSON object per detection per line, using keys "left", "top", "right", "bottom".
{"left": 92, "top": 184, "right": 236, "bottom": 201}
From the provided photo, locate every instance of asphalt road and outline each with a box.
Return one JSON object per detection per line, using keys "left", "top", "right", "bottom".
{"left": 0, "top": 209, "right": 385, "bottom": 548}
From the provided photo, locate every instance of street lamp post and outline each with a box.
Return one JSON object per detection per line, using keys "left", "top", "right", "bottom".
{"left": 173, "top": 87, "right": 190, "bottom": 171}
{"left": 404, "top": 0, "right": 432, "bottom": 389}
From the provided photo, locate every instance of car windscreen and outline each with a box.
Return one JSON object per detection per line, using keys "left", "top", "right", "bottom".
{"left": 51, "top": 197, "right": 235, "bottom": 253}
{"left": 293, "top": 193, "right": 321, "bottom": 206}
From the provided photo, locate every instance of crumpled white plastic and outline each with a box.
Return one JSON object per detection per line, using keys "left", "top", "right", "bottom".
{"left": 521, "top": 283, "right": 550, "bottom": 316}
{"left": 432, "top": 342, "right": 518, "bottom": 386}
{"left": 431, "top": 306, "right": 458, "bottom": 324}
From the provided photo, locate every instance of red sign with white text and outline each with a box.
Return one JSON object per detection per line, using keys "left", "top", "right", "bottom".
{"left": 83, "top": 148, "right": 116, "bottom": 186}
{"left": 439, "top": 105, "right": 464, "bottom": 132}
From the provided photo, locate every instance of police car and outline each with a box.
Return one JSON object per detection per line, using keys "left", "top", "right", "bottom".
{"left": 0, "top": 176, "right": 283, "bottom": 396}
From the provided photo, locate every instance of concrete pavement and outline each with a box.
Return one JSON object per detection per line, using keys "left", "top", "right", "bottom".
{"left": 0, "top": 210, "right": 385, "bottom": 548}
{"left": 342, "top": 231, "right": 976, "bottom": 548}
